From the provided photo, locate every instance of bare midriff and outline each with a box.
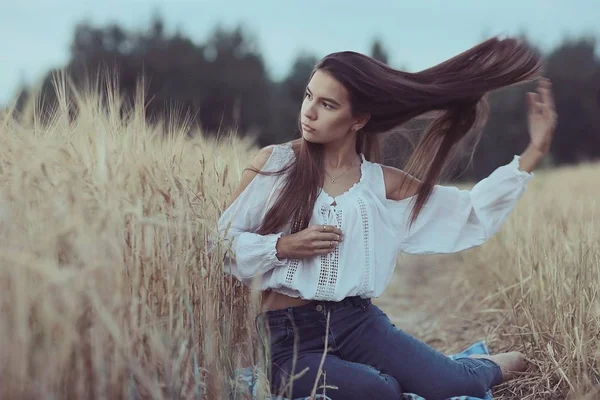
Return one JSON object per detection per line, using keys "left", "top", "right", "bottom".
{"left": 260, "top": 289, "right": 312, "bottom": 312}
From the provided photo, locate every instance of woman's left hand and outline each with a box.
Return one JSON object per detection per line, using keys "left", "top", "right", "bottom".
{"left": 526, "top": 78, "right": 557, "bottom": 155}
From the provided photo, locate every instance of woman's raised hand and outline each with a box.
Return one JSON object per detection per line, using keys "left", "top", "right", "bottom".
{"left": 275, "top": 224, "right": 343, "bottom": 260}
{"left": 526, "top": 77, "right": 557, "bottom": 155}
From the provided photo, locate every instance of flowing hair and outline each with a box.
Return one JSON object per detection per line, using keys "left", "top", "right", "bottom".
{"left": 252, "top": 36, "right": 542, "bottom": 235}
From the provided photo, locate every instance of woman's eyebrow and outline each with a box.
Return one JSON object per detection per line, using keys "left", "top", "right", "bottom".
{"left": 306, "top": 87, "right": 341, "bottom": 106}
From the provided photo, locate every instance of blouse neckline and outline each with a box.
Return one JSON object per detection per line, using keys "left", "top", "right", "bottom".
{"left": 318, "top": 153, "right": 367, "bottom": 205}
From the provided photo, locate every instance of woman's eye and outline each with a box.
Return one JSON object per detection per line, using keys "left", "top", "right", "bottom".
{"left": 304, "top": 92, "right": 333, "bottom": 109}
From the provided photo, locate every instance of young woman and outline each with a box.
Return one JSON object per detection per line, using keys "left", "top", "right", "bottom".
{"left": 217, "top": 37, "right": 557, "bottom": 400}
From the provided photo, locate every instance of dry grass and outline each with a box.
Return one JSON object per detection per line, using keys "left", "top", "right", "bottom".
{"left": 0, "top": 75, "right": 598, "bottom": 399}
{"left": 378, "top": 162, "right": 600, "bottom": 399}
{"left": 0, "top": 76, "right": 264, "bottom": 399}
{"left": 465, "top": 161, "right": 600, "bottom": 399}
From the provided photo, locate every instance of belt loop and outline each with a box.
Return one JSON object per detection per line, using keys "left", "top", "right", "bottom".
{"left": 351, "top": 296, "right": 368, "bottom": 309}
{"left": 285, "top": 306, "right": 294, "bottom": 324}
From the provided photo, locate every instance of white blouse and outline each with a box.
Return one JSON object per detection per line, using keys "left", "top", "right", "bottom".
{"left": 216, "top": 142, "right": 533, "bottom": 301}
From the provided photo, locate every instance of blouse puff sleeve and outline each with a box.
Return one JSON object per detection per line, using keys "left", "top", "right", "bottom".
{"left": 386, "top": 155, "right": 534, "bottom": 255}
{"left": 215, "top": 146, "right": 290, "bottom": 282}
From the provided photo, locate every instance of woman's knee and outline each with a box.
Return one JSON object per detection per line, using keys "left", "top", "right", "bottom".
{"left": 343, "top": 366, "right": 402, "bottom": 400}
{"left": 278, "top": 364, "right": 402, "bottom": 400}
{"left": 365, "top": 372, "right": 403, "bottom": 400}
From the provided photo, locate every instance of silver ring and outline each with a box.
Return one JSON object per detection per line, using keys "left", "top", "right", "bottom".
{"left": 323, "top": 225, "right": 327, "bottom": 232}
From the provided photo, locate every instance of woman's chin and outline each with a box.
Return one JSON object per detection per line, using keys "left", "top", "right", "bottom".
{"left": 302, "top": 131, "right": 324, "bottom": 143}
{"left": 302, "top": 131, "right": 316, "bottom": 142}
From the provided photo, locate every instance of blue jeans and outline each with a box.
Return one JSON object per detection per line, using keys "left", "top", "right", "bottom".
{"left": 256, "top": 296, "right": 502, "bottom": 400}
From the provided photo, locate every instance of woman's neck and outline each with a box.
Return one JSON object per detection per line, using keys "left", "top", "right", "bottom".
{"left": 322, "top": 137, "right": 359, "bottom": 168}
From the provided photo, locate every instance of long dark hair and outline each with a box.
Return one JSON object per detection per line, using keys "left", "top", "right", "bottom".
{"left": 253, "top": 36, "right": 542, "bottom": 235}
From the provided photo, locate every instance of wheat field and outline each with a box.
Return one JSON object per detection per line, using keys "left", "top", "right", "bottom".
{"left": 0, "top": 77, "right": 598, "bottom": 399}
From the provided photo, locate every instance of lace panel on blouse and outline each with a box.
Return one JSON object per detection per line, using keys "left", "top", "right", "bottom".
{"left": 314, "top": 205, "right": 343, "bottom": 300}
{"left": 357, "top": 196, "right": 372, "bottom": 294}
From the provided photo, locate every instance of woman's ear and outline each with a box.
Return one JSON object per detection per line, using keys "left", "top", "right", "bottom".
{"left": 352, "top": 114, "right": 370, "bottom": 131}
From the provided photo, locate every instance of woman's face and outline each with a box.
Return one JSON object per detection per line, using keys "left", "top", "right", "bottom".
{"left": 300, "top": 69, "right": 363, "bottom": 144}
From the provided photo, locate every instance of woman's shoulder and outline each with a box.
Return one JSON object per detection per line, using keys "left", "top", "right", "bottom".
{"left": 225, "top": 142, "right": 294, "bottom": 206}
{"left": 376, "top": 163, "right": 422, "bottom": 201}
{"left": 249, "top": 141, "right": 296, "bottom": 171}
{"left": 253, "top": 145, "right": 276, "bottom": 169}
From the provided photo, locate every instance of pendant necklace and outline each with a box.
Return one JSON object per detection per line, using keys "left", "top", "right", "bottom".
{"left": 325, "top": 155, "right": 359, "bottom": 184}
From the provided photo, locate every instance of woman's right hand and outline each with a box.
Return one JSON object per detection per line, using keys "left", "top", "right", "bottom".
{"left": 275, "top": 225, "right": 343, "bottom": 260}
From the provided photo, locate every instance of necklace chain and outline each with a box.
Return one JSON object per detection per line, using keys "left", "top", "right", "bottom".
{"left": 325, "top": 155, "right": 360, "bottom": 184}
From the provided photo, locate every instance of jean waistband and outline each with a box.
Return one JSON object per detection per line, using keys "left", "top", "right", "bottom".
{"left": 257, "top": 296, "right": 372, "bottom": 326}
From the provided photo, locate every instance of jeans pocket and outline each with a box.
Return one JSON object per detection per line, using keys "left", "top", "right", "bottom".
{"left": 268, "top": 323, "right": 292, "bottom": 347}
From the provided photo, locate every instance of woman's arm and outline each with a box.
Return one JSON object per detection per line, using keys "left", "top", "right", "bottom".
{"left": 383, "top": 157, "right": 533, "bottom": 254}
{"left": 227, "top": 146, "right": 274, "bottom": 205}
{"left": 216, "top": 145, "right": 288, "bottom": 281}
{"left": 517, "top": 143, "right": 546, "bottom": 173}
{"left": 382, "top": 78, "right": 557, "bottom": 254}
{"left": 519, "top": 77, "right": 557, "bottom": 172}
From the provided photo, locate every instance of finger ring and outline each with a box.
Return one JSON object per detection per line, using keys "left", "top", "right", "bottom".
{"left": 323, "top": 225, "right": 327, "bottom": 232}
{"left": 330, "top": 241, "right": 334, "bottom": 248}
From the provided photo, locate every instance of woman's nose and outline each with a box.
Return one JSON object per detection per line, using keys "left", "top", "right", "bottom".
{"left": 303, "top": 104, "right": 316, "bottom": 120}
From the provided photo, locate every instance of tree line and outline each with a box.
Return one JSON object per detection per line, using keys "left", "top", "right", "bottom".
{"left": 12, "top": 16, "right": 600, "bottom": 181}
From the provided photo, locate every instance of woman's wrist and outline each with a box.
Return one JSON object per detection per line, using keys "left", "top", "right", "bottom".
{"left": 275, "top": 234, "right": 290, "bottom": 260}
{"left": 518, "top": 143, "right": 547, "bottom": 173}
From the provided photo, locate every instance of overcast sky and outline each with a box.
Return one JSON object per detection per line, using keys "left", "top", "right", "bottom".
{"left": 1, "top": 0, "right": 599, "bottom": 105}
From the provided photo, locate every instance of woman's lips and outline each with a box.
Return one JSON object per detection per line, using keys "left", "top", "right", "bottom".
{"left": 302, "top": 123, "right": 316, "bottom": 133}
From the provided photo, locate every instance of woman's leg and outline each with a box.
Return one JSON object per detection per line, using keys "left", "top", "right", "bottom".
{"left": 338, "top": 304, "right": 504, "bottom": 400}
{"left": 258, "top": 300, "right": 403, "bottom": 400}
{"left": 270, "top": 353, "right": 402, "bottom": 400}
